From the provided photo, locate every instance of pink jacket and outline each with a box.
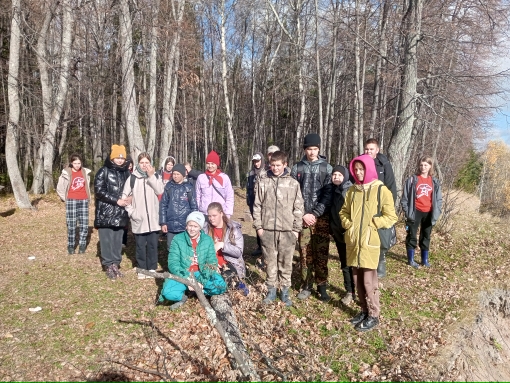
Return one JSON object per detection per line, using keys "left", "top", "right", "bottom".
{"left": 195, "top": 172, "right": 235, "bottom": 216}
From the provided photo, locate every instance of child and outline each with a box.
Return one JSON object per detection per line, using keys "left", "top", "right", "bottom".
{"left": 329, "top": 165, "right": 355, "bottom": 305}
{"left": 159, "top": 164, "right": 198, "bottom": 250}
{"left": 158, "top": 156, "right": 176, "bottom": 185}
{"left": 291, "top": 133, "right": 333, "bottom": 301}
{"left": 56, "top": 153, "right": 92, "bottom": 254}
{"left": 203, "top": 202, "right": 249, "bottom": 295}
{"left": 253, "top": 151, "right": 304, "bottom": 307}
{"left": 195, "top": 151, "right": 235, "bottom": 218}
{"left": 246, "top": 152, "right": 265, "bottom": 255}
{"left": 340, "top": 155, "right": 397, "bottom": 331}
{"left": 401, "top": 156, "right": 443, "bottom": 268}
{"left": 159, "top": 212, "right": 227, "bottom": 310}
{"left": 122, "top": 153, "right": 164, "bottom": 280}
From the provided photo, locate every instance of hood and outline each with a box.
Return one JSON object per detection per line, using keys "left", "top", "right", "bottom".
{"left": 104, "top": 157, "right": 129, "bottom": 172}
{"left": 160, "top": 156, "right": 176, "bottom": 171}
{"left": 375, "top": 152, "right": 389, "bottom": 166}
{"left": 349, "top": 154, "right": 378, "bottom": 184}
{"left": 251, "top": 152, "right": 265, "bottom": 174}
{"left": 267, "top": 168, "right": 290, "bottom": 178}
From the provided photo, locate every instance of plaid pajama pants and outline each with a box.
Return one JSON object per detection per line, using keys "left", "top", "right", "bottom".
{"left": 66, "top": 199, "right": 89, "bottom": 247}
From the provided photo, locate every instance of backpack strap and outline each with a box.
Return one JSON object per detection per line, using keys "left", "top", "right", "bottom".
{"left": 130, "top": 174, "right": 136, "bottom": 191}
{"left": 376, "top": 184, "right": 383, "bottom": 217}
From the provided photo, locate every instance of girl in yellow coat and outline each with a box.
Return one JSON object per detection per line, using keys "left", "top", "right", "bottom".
{"left": 340, "top": 154, "right": 397, "bottom": 331}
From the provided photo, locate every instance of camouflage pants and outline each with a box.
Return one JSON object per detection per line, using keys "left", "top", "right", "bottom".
{"left": 299, "top": 216, "right": 330, "bottom": 286}
{"left": 261, "top": 230, "right": 297, "bottom": 288}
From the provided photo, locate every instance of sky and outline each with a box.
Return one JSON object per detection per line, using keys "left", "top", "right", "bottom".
{"left": 488, "top": 48, "right": 510, "bottom": 146}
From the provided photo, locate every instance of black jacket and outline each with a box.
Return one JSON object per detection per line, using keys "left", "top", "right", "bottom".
{"left": 329, "top": 179, "right": 353, "bottom": 242}
{"left": 291, "top": 155, "right": 333, "bottom": 217}
{"left": 246, "top": 152, "right": 265, "bottom": 208}
{"left": 159, "top": 180, "right": 198, "bottom": 233}
{"left": 94, "top": 158, "right": 131, "bottom": 228}
{"left": 374, "top": 153, "right": 397, "bottom": 203}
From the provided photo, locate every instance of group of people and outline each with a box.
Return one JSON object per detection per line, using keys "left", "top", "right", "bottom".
{"left": 56, "top": 134, "right": 442, "bottom": 331}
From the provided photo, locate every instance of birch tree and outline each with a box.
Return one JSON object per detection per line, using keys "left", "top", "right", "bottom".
{"left": 6, "top": 0, "right": 32, "bottom": 208}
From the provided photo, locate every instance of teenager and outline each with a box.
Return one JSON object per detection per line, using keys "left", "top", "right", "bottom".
{"left": 56, "top": 154, "right": 92, "bottom": 254}
{"left": 401, "top": 156, "right": 443, "bottom": 268}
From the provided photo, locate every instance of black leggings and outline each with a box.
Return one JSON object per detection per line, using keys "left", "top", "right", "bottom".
{"left": 405, "top": 210, "right": 433, "bottom": 251}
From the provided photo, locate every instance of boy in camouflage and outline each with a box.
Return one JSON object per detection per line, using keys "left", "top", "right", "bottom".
{"left": 253, "top": 151, "right": 304, "bottom": 307}
{"left": 291, "top": 133, "right": 333, "bottom": 301}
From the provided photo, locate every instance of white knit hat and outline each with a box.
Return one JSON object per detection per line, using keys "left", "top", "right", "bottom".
{"left": 186, "top": 211, "right": 205, "bottom": 229}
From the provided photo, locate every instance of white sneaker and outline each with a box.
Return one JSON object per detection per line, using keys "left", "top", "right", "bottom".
{"left": 145, "top": 270, "right": 156, "bottom": 279}
{"left": 137, "top": 273, "right": 146, "bottom": 280}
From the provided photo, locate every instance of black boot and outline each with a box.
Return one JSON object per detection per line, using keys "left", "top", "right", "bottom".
{"left": 317, "top": 284, "right": 330, "bottom": 302}
{"left": 377, "top": 255, "right": 387, "bottom": 278}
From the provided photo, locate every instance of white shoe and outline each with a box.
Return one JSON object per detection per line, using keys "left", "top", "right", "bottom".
{"left": 145, "top": 270, "right": 156, "bottom": 279}
{"left": 137, "top": 273, "right": 146, "bottom": 280}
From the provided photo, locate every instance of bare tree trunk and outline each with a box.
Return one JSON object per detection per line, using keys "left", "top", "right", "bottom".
{"left": 6, "top": 0, "right": 32, "bottom": 209}
{"left": 388, "top": 0, "right": 424, "bottom": 195}
{"left": 314, "top": 0, "right": 323, "bottom": 143}
{"left": 160, "top": 0, "right": 185, "bottom": 160}
{"left": 219, "top": 0, "right": 240, "bottom": 186}
{"left": 146, "top": 0, "right": 159, "bottom": 159}
{"left": 119, "top": 0, "right": 145, "bottom": 159}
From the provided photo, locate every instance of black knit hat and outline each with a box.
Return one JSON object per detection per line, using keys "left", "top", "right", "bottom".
{"left": 332, "top": 165, "right": 349, "bottom": 180}
{"left": 303, "top": 133, "right": 321, "bottom": 149}
{"left": 173, "top": 163, "right": 186, "bottom": 178}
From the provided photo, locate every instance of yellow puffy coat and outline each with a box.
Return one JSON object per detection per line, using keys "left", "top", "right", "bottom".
{"left": 340, "top": 180, "right": 397, "bottom": 269}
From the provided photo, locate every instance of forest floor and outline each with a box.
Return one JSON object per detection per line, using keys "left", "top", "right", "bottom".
{"left": 1, "top": 189, "right": 510, "bottom": 381}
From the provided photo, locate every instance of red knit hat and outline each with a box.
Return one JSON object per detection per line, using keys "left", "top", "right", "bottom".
{"left": 206, "top": 150, "right": 220, "bottom": 167}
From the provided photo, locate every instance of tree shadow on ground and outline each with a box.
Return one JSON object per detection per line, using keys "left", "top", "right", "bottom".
{"left": 385, "top": 249, "right": 406, "bottom": 265}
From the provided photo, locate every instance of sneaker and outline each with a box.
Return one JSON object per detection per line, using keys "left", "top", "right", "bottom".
{"left": 78, "top": 245, "right": 86, "bottom": 254}
{"left": 350, "top": 311, "right": 368, "bottom": 325}
{"left": 355, "top": 316, "right": 379, "bottom": 332}
{"left": 297, "top": 287, "right": 312, "bottom": 300}
{"left": 145, "top": 270, "right": 156, "bottom": 279}
{"left": 170, "top": 295, "right": 188, "bottom": 310}
{"left": 237, "top": 281, "right": 249, "bottom": 296}
{"left": 341, "top": 292, "right": 354, "bottom": 305}
{"left": 111, "top": 264, "right": 124, "bottom": 278}
{"left": 68, "top": 246, "right": 75, "bottom": 255}
{"left": 137, "top": 273, "right": 146, "bottom": 280}
{"left": 106, "top": 265, "right": 117, "bottom": 280}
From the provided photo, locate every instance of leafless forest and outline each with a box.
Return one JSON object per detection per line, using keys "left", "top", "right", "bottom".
{"left": 1, "top": 0, "right": 509, "bottom": 208}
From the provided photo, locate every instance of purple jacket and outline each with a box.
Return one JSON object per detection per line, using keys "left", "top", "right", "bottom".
{"left": 195, "top": 172, "right": 235, "bottom": 216}
{"left": 203, "top": 220, "right": 245, "bottom": 278}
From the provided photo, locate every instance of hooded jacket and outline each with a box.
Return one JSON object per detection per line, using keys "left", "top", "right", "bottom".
{"left": 168, "top": 230, "right": 222, "bottom": 286}
{"left": 329, "top": 166, "right": 353, "bottom": 243}
{"left": 94, "top": 158, "right": 131, "bottom": 228}
{"left": 401, "top": 175, "right": 443, "bottom": 225}
{"left": 195, "top": 171, "right": 235, "bottom": 216}
{"left": 203, "top": 220, "right": 246, "bottom": 278}
{"left": 253, "top": 168, "right": 304, "bottom": 233}
{"left": 246, "top": 152, "right": 265, "bottom": 207}
{"left": 56, "top": 167, "right": 92, "bottom": 202}
{"left": 290, "top": 155, "right": 333, "bottom": 217}
{"left": 340, "top": 155, "right": 397, "bottom": 269}
{"left": 122, "top": 169, "right": 164, "bottom": 234}
{"left": 159, "top": 180, "right": 198, "bottom": 233}
{"left": 374, "top": 153, "right": 397, "bottom": 203}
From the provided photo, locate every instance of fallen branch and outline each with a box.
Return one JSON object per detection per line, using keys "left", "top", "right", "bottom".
{"left": 137, "top": 268, "right": 260, "bottom": 381}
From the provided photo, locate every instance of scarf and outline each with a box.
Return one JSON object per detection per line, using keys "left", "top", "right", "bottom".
{"left": 135, "top": 164, "right": 149, "bottom": 178}
{"left": 206, "top": 169, "right": 223, "bottom": 186}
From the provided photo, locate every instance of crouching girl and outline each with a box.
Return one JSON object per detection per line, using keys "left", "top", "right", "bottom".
{"left": 159, "top": 212, "right": 227, "bottom": 310}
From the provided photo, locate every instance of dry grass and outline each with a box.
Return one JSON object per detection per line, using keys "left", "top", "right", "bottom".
{"left": 0, "top": 189, "right": 509, "bottom": 381}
